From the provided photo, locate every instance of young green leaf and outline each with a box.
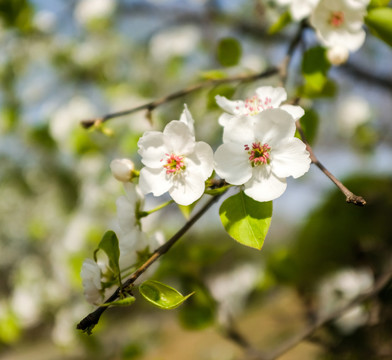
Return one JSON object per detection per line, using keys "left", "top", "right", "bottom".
{"left": 268, "top": 11, "right": 292, "bottom": 35}
{"left": 95, "top": 230, "right": 120, "bottom": 275}
{"left": 139, "top": 280, "right": 194, "bottom": 309}
{"left": 365, "top": 7, "right": 392, "bottom": 48}
{"left": 219, "top": 191, "right": 273, "bottom": 250}
{"left": 100, "top": 295, "right": 136, "bottom": 307}
{"left": 216, "top": 37, "right": 242, "bottom": 67}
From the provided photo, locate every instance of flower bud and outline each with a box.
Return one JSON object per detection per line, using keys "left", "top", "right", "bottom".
{"left": 110, "top": 158, "right": 135, "bottom": 182}
{"left": 327, "top": 46, "right": 349, "bottom": 66}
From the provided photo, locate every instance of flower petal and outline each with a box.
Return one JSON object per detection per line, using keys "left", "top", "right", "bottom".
{"left": 255, "top": 86, "right": 287, "bottom": 108}
{"left": 244, "top": 166, "right": 287, "bottom": 202}
{"left": 271, "top": 137, "right": 311, "bottom": 178}
{"left": 223, "top": 116, "right": 255, "bottom": 145}
{"left": 280, "top": 104, "right": 305, "bottom": 120}
{"left": 179, "top": 104, "right": 195, "bottom": 135}
{"left": 253, "top": 108, "right": 296, "bottom": 147}
{"left": 214, "top": 143, "right": 252, "bottom": 185}
{"left": 169, "top": 172, "right": 205, "bottom": 205}
{"left": 218, "top": 112, "right": 235, "bottom": 127}
{"left": 163, "top": 120, "right": 195, "bottom": 154}
{"left": 187, "top": 141, "right": 214, "bottom": 179}
{"left": 139, "top": 167, "right": 171, "bottom": 196}
{"left": 215, "top": 95, "right": 244, "bottom": 115}
{"left": 138, "top": 131, "right": 167, "bottom": 168}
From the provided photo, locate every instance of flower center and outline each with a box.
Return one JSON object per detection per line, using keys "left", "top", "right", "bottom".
{"left": 245, "top": 142, "right": 271, "bottom": 167}
{"left": 237, "top": 95, "right": 273, "bottom": 116}
{"left": 329, "top": 11, "right": 344, "bottom": 27}
{"left": 162, "top": 153, "right": 186, "bottom": 175}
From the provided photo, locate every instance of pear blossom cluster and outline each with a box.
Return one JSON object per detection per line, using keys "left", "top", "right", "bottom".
{"left": 275, "top": 0, "right": 370, "bottom": 65}
{"left": 81, "top": 87, "right": 311, "bottom": 304}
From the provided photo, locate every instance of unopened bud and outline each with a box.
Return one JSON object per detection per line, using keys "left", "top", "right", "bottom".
{"left": 327, "top": 46, "right": 349, "bottom": 66}
{"left": 110, "top": 158, "right": 135, "bottom": 182}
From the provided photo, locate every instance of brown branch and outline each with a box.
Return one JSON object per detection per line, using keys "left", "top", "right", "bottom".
{"left": 77, "top": 193, "right": 223, "bottom": 332}
{"left": 264, "top": 267, "right": 392, "bottom": 360}
{"left": 295, "top": 120, "right": 366, "bottom": 206}
{"left": 80, "top": 67, "right": 279, "bottom": 129}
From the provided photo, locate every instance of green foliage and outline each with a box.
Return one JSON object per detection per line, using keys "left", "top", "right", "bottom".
{"left": 216, "top": 37, "right": 242, "bottom": 67}
{"left": 269, "top": 176, "right": 392, "bottom": 290}
{"left": 100, "top": 295, "right": 136, "bottom": 307}
{"left": 299, "top": 46, "right": 336, "bottom": 98}
{"left": 0, "top": 0, "right": 33, "bottom": 32}
{"left": 268, "top": 11, "right": 292, "bottom": 34}
{"left": 365, "top": 7, "right": 392, "bottom": 47}
{"left": 219, "top": 191, "right": 273, "bottom": 250}
{"left": 95, "top": 231, "right": 120, "bottom": 278}
{"left": 296, "top": 108, "right": 319, "bottom": 145}
{"left": 139, "top": 280, "right": 194, "bottom": 309}
{"left": 368, "top": 0, "right": 391, "bottom": 9}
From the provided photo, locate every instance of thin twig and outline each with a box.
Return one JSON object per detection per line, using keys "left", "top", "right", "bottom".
{"left": 295, "top": 120, "right": 366, "bottom": 206}
{"left": 77, "top": 193, "right": 224, "bottom": 332}
{"left": 264, "top": 268, "right": 392, "bottom": 360}
{"left": 80, "top": 67, "right": 279, "bottom": 129}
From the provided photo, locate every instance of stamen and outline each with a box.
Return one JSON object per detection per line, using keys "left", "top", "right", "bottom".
{"left": 245, "top": 142, "right": 271, "bottom": 167}
{"left": 244, "top": 95, "right": 273, "bottom": 116}
{"left": 329, "top": 11, "right": 344, "bottom": 27}
{"left": 163, "top": 153, "right": 186, "bottom": 175}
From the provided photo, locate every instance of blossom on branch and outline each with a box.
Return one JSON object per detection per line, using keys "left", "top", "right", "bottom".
{"left": 215, "top": 86, "right": 304, "bottom": 127}
{"left": 137, "top": 106, "right": 213, "bottom": 206}
{"left": 214, "top": 109, "right": 311, "bottom": 202}
{"left": 275, "top": 0, "right": 319, "bottom": 21}
{"left": 110, "top": 158, "right": 135, "bottom": 182}
{"left": 81, "top": 259, "right": 103, "bottom": 305}
{"left": 310, "top": 0, "right": 369, "bottom": 53}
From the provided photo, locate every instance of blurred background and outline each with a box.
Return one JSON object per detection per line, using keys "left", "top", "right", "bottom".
{"left": 0, "top": 0, "right": 392, "bottom": 359}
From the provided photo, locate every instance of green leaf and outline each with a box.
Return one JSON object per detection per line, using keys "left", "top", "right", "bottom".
{"left": 95, "top": 230, "right": 120, "bottom": 275}
{"left": 368, "top": 0, "right": 390, "bottom": 9}
{"left": 219, "top": 191, "right": 273, "bottom": 250}
{"left": 365, "top": 7, "right": 392, "bottom": 47}
{"left": 216, "top": 37, "right": 242, "bottom": 67}
{"left": 100, "top": 295, "right": 136, "bottom": 307}
{"left": 199, "top": 69, "right": 227, "bottom": 80}
{"left": 139, "top": 280, "right": 194, "bottom": 309}
{"left": 295, "top": 109, "right": 319, "bottom": 145}
{"left": 268, "top": 11, "right": 292, "bottom": 35}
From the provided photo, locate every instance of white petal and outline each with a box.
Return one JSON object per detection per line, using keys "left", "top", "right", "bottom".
{"left": 138, "top": 131, "right": 167, "bottom": 168}
{"left": 271, "top": 137, "right": 311, "bottom": 179}
{"left": 255, "top": 86, "right": 287, "bottom": 108}
{"left": 244, "top": 166, "right": 287, "bottom": 202}
{"left": 169, "top": 172, "right": 205, "bottom": 205}
{"left": 280, "top": 104, "right": 305, "bottom": 120}
{"left": 116, "top": 196, "right": 136, "bottom": 235}
{"left": 187, "top": 141, "right": 214, "bottom": 179}
{"left": 218, "top": 112, "right": 236, "bottom": 127}
{"left": 253, "top": 109, "right": 296, "bottom": 147}
{"left": 139, "top": 167, "right": 171, "bottom": 196}
{"left": 179, "top": 104, "right": 195, "bottom": 135}
{"left": 214, "top": 143, "right": 252, "bottom": 185}
{"left": 163, "top": 120, "right": 195, "bottom": 154}
{"left": 215, "top": 95, "right": 245, "bottom": 115}
{"left": 223, "top": 116, "right": 255, "bottom": 145}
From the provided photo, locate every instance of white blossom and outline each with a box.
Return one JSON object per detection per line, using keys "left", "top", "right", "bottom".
{"left": 327, "top": 45, "right": 350, "bottom": 65}
{"left": 337, "top": 95, "right": 371, "bottom": 134}
{"left": 318, "top": 268, "right": 373, "bottom": 333}
{"left": 214, "top": 109, "right": 311, "bottom": 202}
{"left": 310, "top": 0, "right": 369, "bottom": 52}
{"left": 110, "top": 158, "right": 135, "bottom": 182}
{"left": 215, "top": 86, "right": 304, "bottom": 127}
{"left": 137, "top": 106, "right": 214, "bottom": 206}
{"left": 81, "top": 259, "right": 102, "bottom": 305}
{"left": 275, "top": 0, "right": 319, "bottom": 21}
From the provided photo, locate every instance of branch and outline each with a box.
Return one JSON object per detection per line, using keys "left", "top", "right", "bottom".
{"left": 265, "top": 267, "right": 392, "bottom": 360}
{"left": 80, "top": 68, "right": 279, "bottom": 129}
{"left": 77, "top": 193, "right": 223, "bottom": 332}
{"left": 295, "top": 120, "right": 366, "bottom": 206}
